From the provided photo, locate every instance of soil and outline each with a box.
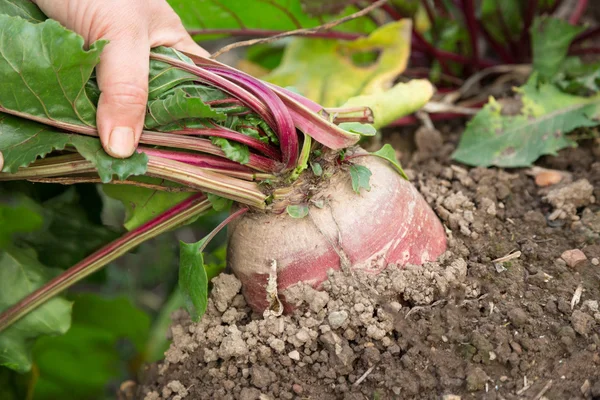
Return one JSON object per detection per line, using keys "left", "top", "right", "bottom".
{"left": 135, "top": 126, "right": 600, "bottom": 400}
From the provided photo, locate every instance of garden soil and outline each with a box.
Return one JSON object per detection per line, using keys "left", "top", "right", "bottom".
{"left": 135, "top": 127, "right": 600, "bottom": 400}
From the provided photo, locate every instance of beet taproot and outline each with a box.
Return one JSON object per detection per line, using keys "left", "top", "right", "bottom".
{"left": 227, "top": 151, "right": 447, "bottom": 313}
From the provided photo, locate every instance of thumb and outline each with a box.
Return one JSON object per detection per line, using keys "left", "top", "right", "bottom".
{"left": 96, "top": 34, "right": 150, "bottom": 158}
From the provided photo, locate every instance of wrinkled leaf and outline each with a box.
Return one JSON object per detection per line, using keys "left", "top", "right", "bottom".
{"left": 0, "top": 114, "right": 148, "bottom": 182}
{"left": 0, "top": 246, "right": 72, "bottom": 373}
{"left": 531, "top": 16, "right": 585, "bottom": 79}
{"left": 349, "top": 165, "right": 372, "bottom": 194}
{"left": 102, "top": 177, "right": 194, "bottom": 231}
{"left": 371, "top": 144, "right": 408, "bottom": 179}
{"left": 265, "top": 20, "right": 413, "bottom": 107}
{"left": 179, "top": 239, "right": 209, "bottom": 322}
{"left": 264, "top": 21, "right": 433, "bottom": 127}
{"left": 31, "top": 294, "right": 150, "bottom": 400}
{"left": 145, "top": 88, "right": 226, "bottom": 130}
{"left": 0, "top": 0, "right": 46, "bottom": 22}
{"left": 286, "top": 204, "right": 309, "bottom": 218}
{"left": 453, "top": 76, "right": 600, "bottom": 167}
{"left": 555, "top": 57, "right": 600, "bottom": 97}
{"left": 211, "top": 137, "right": 250, "bottom": 164}
{"left": 0, "top": 15, "right": 104, "bottom": 128}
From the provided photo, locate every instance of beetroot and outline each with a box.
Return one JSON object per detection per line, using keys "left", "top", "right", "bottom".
{"left": 228, "top": 151, "right": 446, "bottom": 313}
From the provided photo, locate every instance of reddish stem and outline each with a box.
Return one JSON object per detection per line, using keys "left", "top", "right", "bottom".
{"left": 139, "top": 147, "right": 254, "bottom": 173}
{"left": 169, "top": 125, "right": 281, "bottom": 160}
{"left": 569, "top": 0, "right": 588, "bottom": 25}
{"left": 0, "top": 194, "right": 210, "bottom": 332}
{"left": 479, "top": 24, "right": 517, "bottom": 64}
{"left": 573, "top": 26, "right": 600, "bottom": 45}
{"left": 570, "top": 46, "right": 600, "bottom": 55}
{"left": 461, "top": 0, "right": 479, "bottom": 69}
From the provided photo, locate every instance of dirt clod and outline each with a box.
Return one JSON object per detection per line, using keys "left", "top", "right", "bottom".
{"left": 571, "top": 310, "right": 596, "bottom": 336}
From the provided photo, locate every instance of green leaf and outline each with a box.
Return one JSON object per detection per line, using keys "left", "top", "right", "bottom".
{"left": 69, "top": 135, "right": 148, "bottom": 183}
{"left": 207, "top": 193, "right": 232, "bottom": 212}
{"left": 19, "top": 188, "right": 117, "bottom": 269}
{"left": 0, "top": 202, "right": 43, "bottom": 247}
{"left": 531, "top": 16, "right": 585, "bottom": 79}
{"left": 0, "top": 0, "right": 46, "bottom": 22}
{"left": 452, "top": 76, "right": 600, "bottom": 167}
{"left": 0, "top": 114, "right": 148, "bottom": 182}
{"left": 102, "top": 177, "right": 194, "bottom": 230}
{"left": 263, "top": 20, "right": 433, "bottom": 128}
{"left": 145, "top": 88, "right": 226, "bottom": 130}
{"left": 286, "top": 204, "right": 309, "bottom": 218}
{"left": 0, "top": 15, "right": 105, "bottom": 128}
{"left": 349, "top": 164, "right": 372, "bottom": 194}
{"left": 169, "top": 0, "right": 375, "bottom": 38}
{"left": 31, "top": 294, "right": 150, "bottom": 400}
{"left": 338, "top": 122, "right": 376, "bottom": 136}
{"left": 0, "top": 247, "right": 72, "bottom": 373}
{"left": 371, "top": 144, "right": 408, "bottom": 180}
{"left": 211, "top": 137, "right": 250, "bottom": 164}
{"left": 310, "top": 161, "right": 323, "bottom": 176}
{"left": 555, "top": 57, "right": 600, "bottom": 96}
{"left": 179, "top": 239, "right": 209, "bottom": 322}
{"left": 0, "top": 115, "right": 70, "bottom": 174}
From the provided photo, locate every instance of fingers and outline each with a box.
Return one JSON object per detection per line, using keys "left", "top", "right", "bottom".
{"left": 171, "top": 34, "right": 210, "bottom": 58}
{"left": 95, "top": 32, "right": 150, "bottom": 158}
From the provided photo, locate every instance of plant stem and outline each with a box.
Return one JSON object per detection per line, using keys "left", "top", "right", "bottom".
{"left": 146, "top": 156, "right": 268, "bottom": 208}
{"left": 198, "top": 207, "right": 249, "bottom": 253}
{"left": 478, "top": 24, "right": 517, "bottom": 64}
{"left": 570, "top": 46, "right": 600, "bottom": 55}
{"left": 26, "top": 176, "right": 198, "bottom": 192}
{"left": 573, "top": 26, "right": 600, "bottom": 45}
{"left": 0, "top": 154, "right": 96, "bottom": 181}
{"left": 461, "top": 0, "right": 479, "bottom": 69}
{"left": 188, "top": 28, "right": 362, "bottom": 41}
{"left": 569, "top": 0, "right": 588, "bottom": 25}
{"left": 0, "top": 194, "right": 212, "bottom": 333}
{"left": 140, "top": 132, "right": 280, "bottom": 172}
{"left": 168, "top": 125, "right": 282, "bottom": 160}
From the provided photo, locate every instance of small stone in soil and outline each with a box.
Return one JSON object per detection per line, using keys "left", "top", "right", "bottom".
{"left": 561, "top": 249, "right": 588, "bottom": 268}
{"left": 571, "top": 310, "right": 595, "bottom": 336}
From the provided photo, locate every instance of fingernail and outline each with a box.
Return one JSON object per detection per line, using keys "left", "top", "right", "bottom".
{"left": 108, "top": 127, "right": 135, "bottom": 158}
{"left": 0, "top": 151, "right": 4, "bottom": 171}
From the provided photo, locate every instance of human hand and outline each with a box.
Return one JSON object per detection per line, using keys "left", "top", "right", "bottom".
{"left": 33, "top": 0, "right": 209, "bottom": 158}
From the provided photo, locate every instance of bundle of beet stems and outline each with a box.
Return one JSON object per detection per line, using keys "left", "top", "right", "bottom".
{"left": 0, "top": 1, "right": 446, "bottom": 331}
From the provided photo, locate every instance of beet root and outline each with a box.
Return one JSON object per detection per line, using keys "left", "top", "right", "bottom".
{"left": 226, "top": 153, "right": 447, "bottom": 313}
